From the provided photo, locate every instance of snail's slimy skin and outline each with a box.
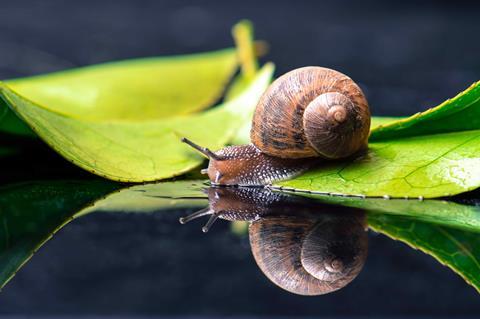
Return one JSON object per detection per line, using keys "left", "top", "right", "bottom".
{"left": 207, "top": 144, "right": 318, "bottom": 186}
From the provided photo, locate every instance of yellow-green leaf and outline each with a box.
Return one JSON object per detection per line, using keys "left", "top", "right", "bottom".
{"left": 371, "top": 116, "right": 401, "bottom": 130}
{"left": 0, "top": 64, "right": 274, "bottom": 182}
{"left": 2, "top": 49, "right": 238, "bottom": 123}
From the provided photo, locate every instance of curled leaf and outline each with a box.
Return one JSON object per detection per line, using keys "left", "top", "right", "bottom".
{"left": 1, "top": 64, "right": 274, "bottom": 182}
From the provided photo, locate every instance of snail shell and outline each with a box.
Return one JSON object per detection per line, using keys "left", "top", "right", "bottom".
{"left": 251, "top": 67, "right": 370, "bottom": 159}
{"left": 249, "top": 212, "right": 368, "bottom": 296}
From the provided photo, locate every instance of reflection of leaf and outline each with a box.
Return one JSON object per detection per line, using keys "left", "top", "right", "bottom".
{"left": 297, "top": 191, "right": 480, "bottom": 293}
{"left": 368, "top": 214, "right": 480, "bottom": 293}
{"left": 102, "top": 180, "right": 480, "bottom": 297}
{"left": 0, "top": 180, "right": 209, "bottom": 290}
{"left": 105, "top": 181, "right": 480, "bottom": 294}
{"left": 0, "top": 180, "right": 119, "bottom": 289}
{"left": 2, "top": 178, "right": 479, "bottom": 295}
{"left": 301, "top": 193, "right": 480, "bottom": 233}
{"left": 80, "top": 180, "right": 208, "bottom": 216}
{"left": 0, "top": 146, "right": 15, "bottom": 157}
{"left": 0, "top": 64, "right": 274, "bottom": 182}
{"left": 277, "top": 82, "right": 480, "bottom": 198}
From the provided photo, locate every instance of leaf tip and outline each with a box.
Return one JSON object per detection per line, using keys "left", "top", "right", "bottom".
{"left": 232, "top": 20, "right": 258, "bottom": 79}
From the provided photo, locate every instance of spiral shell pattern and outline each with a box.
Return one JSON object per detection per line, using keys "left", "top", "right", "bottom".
{"left": 249, "top": 213, "right": 368, "bottom": 296}
{"left": 251, "top": 67, "right": 370, "bottom": 159}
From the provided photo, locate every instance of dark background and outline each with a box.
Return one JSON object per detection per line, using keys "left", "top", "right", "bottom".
{"left": 0, "top": 0, "right": 479, "bottom": 317}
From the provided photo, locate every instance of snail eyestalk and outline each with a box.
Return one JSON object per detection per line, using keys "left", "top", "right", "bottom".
{"left": 178, "top": 206, "right": 222, "bottom": 233}
{"left": 181, "top": 138, "right": 221, "bottom": 160}
{"left": 202, "top": 213, "right": 220, "bottom": 233}
{"left": 179, "top": 207, "right": 213, "bottom": 224}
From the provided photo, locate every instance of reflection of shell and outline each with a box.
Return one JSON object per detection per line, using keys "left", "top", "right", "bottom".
{"left": 249, "top": 213, "right": 367, "bottom": 296}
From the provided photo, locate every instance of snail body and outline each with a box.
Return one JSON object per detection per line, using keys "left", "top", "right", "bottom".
{"left": 197, "top": 143, "right": 316, "bottom": 186}
{"left": 183, "top": 67, "right": 370, "bottom": 186}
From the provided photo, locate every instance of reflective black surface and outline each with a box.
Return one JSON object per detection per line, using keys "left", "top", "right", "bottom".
{"left": 1, "top": 0, "right": 480, "bottom": 316}
{"left": 0, "top": 181, "right": 478, "bottom": 316}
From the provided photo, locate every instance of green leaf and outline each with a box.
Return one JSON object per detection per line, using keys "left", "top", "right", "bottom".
{"left": 0, "top": 98, "right": 33, "bottom": 136}
{"left": 0, "top": 180, "right": 119, "bottom": 289}
{"left": 276, "top": 129, "right": 480, "bottom": 198}
{"left": 0, "top": 64, "right": 274, "bottom": 182}
{"left": 0, "top": 21, "right": 273, "bottom": 181}
{"left": 276, "top": 83, "right": 480, "bottom": 198}
{"left": 371, "top": 82, "right": 480, "bottom": 141}
{"left": 2, "top": 49, "right": 238, "bottom": 124}
{"left": 371, "top": 116, "right": 401, "bottom": 130}
{"left": 227, "top": 20, "right": 260, "bottom": 146}
{"left": 369, "top": 214, "right": 480, "bottom": 293}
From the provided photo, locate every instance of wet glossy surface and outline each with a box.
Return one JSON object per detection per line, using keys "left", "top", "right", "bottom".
{"left": 0, "top": 179, "right": 478, "bottom": 316}
{"left": 1, "top": 0, "right": 480, "bottom": 316}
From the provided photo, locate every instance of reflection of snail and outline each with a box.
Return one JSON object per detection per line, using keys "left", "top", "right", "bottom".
{"left": 182, "top": 67, "right": 371, "bottom": 186}
{"left": 180, "top": 187, "right": 368, "bottom": 295}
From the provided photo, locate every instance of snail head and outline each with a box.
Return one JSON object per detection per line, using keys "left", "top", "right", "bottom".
{"left": 178, "top": 186, "right": 263, "bottom": 233}
{"left": 181, "top": 137, "right": 243, "bottom": 185}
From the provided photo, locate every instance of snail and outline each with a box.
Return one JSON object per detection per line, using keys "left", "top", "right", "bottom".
{"left": 182, "top": 66, "right": 370, "bottom": 186}
{"left": 179, "top": 186, "right": 368, "bottom": 295}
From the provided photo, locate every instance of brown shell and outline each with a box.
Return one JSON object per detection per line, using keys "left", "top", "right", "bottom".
{"left": 251, "top": 67, "right": 370, "bottom": 159}
{"left": 249, "top": 214, "right": 368, "bottom": 296}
